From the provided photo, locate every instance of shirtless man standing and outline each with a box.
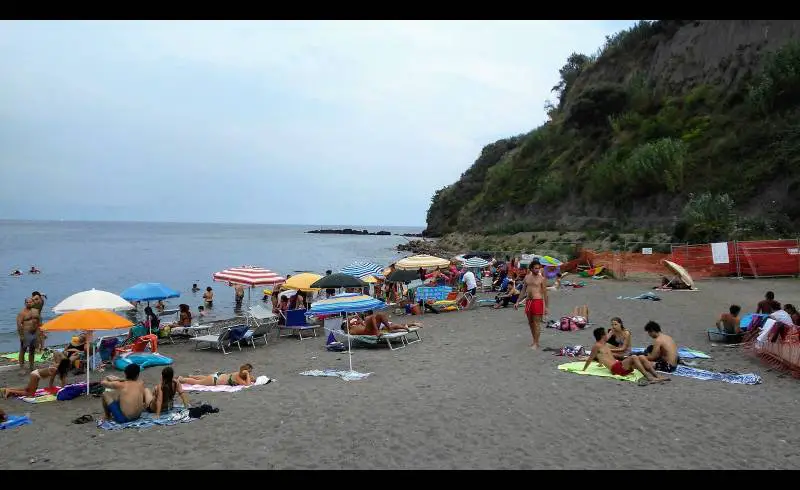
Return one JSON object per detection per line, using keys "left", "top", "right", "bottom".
{"left": 583, "top": 327, "right": 667, "bottom": 383}
{"left": 643, "top": 321, "right": 679, "bottom": 373}
{"left": 100, "top": 364, "right": 147, "bottom": 424}
{"left": 16, "top": 298, "right": 41, "bottom": 373}
{"left": 515, "top": 260, "right": 548, "bottom": 350}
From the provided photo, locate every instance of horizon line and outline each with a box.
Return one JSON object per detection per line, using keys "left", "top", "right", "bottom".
{"left": 0, "top": 217, "right": 426, "bottom": 229}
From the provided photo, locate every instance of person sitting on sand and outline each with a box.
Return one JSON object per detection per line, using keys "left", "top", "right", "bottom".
{"left": 143, "top": 306, "right": 160, "bottom": 333}
{"left": 784, "top": 304, "right": 800, "bottom": 325}
{"left": 0, "top": 408, "right": 6, "bottom": 422}
{"left": 606, "top": 317, "right": 631, "bottom": 359}
{"left": 178, "top": 364, "right": 255, "bottom": 387}
{"left": 583, "top": 327, "right": 668, "bottom": 384}
{"left": 716, "top": 305, "right": 742, "bottom": 334}
{"left": 1, "top": 353, "right": 71, "bottom": 398}
{"left": 64, "top": 333, "right": 88, "bottom": 366}
{"left": 494, "top": 272, "right": 520, "bottom": 309}
{"left": 642, "top": 321, "right": 679, "bottom": 373}
{"left": 769, "top": 305, "right": 795, "bottom": 325}
{"left": 757, "top": 291, "right": 781, "bottom": 315}
{"left": 146, "top": 367, "right": 190, "bottom": 417}
{"left": 100, "top": 364, "right": 147, "bottom": 424}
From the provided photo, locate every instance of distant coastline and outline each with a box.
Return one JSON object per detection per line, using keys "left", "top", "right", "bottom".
{"left": 307, "top": 228, "right": 423, "bottom": 237}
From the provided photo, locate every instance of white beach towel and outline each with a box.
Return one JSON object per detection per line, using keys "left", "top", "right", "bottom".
{"left": 181, "top": 375, "right": 273, "bottom": 392}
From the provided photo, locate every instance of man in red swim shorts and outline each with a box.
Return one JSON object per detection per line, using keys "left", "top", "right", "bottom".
{"left": 583, "top": 328, "right": 668, "bottom": 384}
{"left": 515, "top": 260, "right": 548, "bottom": 350}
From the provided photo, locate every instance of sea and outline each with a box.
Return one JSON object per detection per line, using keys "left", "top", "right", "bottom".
{"left": 0, "top": 220, "right": 422, "bottom": 352}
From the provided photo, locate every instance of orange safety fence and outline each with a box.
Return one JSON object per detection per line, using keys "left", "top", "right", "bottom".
{"left": 671, "top": 240, "right": 800, "bottom": 278}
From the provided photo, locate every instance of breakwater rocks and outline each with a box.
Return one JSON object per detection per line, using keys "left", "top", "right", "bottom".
{"left": 396, "top": 239, "right": 454, "bottom": 257}
{"left": 306, "top": 228, "right": 423, "bottom": 237}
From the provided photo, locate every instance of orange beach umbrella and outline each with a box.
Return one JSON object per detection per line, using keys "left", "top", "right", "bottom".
{"left": 41, "top": 309, "right": 133, "bottom": 332}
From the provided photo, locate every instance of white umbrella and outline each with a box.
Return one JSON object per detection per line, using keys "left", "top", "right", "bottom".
{"left": 52, "top": 289, "right": 135, "bottom": 314}
{"left": 51, "top": 289, "right": 134, "bottom": 396}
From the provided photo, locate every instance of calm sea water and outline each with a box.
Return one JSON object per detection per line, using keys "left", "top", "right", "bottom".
{"left": 0, "top": 220, "right": 422, "bottom": 352}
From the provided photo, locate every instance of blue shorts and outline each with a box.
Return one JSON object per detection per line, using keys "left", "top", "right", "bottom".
{"left": 107, "top": 400, "right": 132, "bottom": 424}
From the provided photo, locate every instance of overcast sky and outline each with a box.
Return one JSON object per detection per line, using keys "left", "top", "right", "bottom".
{"left": 0, "top": 20, "right": 635, "bottom": 226}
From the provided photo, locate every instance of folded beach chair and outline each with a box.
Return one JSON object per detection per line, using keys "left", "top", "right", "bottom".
{"left": 707, "top": 328, "right": 744, "bottom": 344}
{"left": 279, "top": 309, "right": 318, "bottom": 340}
{"left": 481, "top": 276, "right": 493, "bottom": 292}
{"left": 246, "top": 305, "right": 279, "bottom": 343}
{"left": 236, "top": 321, "right": 272, "bottom": 350}
{"left": 192, "top": 326, "right": 236, "bottom": 355}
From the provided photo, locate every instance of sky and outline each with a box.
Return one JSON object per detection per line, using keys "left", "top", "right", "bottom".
{"left": 0, "top": 20, "right": 636, "bottom": 227}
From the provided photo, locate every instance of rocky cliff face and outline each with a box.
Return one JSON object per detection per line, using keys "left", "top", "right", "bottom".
{"left": 424, "top": 20, "right": 800, "bottom": 239}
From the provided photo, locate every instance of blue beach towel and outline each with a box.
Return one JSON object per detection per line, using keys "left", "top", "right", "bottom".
{"left": 663, "top": 365, "right": 762, "bottom": 385}
{"left": 1, "top": 415, "right": 32, "bottom": 430}
{"left": 631, "top": 347, "right": 711, "bottom": 359}
{"left": 97, "top": 408, "right": 193, "bottom": 431}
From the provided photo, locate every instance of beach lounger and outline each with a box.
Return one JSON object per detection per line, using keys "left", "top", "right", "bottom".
{"left": 236, "top": 321, "right": 272, "bottom": 350}
{"left": 192, "top": 327, "right": 236, "bottom": 355}
{"left": 246, "top": 305, "right": 279, "bottom": 343}
{"left": 327, "top": 327, "right": 408, "bottom": 350}
{"left": 279, "top": 309, "right": 318, "bottom": 340}
{"left": 481, "top": 276, "right": 493, "bottom": 292}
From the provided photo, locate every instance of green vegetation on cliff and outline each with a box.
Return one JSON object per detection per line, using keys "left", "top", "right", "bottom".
{"left": 425, "top": 20, "right": 800, "bottom": 243}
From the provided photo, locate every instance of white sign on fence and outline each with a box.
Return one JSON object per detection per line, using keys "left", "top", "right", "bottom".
{"left": 641, "top": 248, "right": 653, "bottom": 255}
{"left": 788, "top": 248, "right": 800, "bottom": 255}
{"left": 711, "top": 242, "right": 730, "bottom": 264}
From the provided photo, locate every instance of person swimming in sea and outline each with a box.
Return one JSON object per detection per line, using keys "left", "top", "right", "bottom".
{"left": 10, "top": 269, "right": 22, "bottom": 276}
{"left": 29, "top": 266, "right": 41, "bottom": 274}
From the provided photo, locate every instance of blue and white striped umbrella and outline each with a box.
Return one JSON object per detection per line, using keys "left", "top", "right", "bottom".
{"left": 305, "top": 293, "right": 387, "bottom": 316}
{"left": 339, "top": 261, "right": 385, "bottom": 279}
{"left": 464, "top": 257, "right": 489, "bottom": 268}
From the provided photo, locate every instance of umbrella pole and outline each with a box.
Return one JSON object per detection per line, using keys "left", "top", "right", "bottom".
{"left": 346, "top": 312, "right": 353, "bottom": 373}
{"left": 86, "top": 332, "right": 91, "bottom": 396}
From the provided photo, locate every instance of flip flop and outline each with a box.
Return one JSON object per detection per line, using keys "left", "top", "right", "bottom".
{"left": 73, "top": 414, "right": 93, "bottom": 424}
{"left": 637, "top": 378, "right": 650, "bottom": 386}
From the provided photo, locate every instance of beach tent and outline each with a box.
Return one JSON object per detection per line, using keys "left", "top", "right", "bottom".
{"left": 306, "top": 293, "right": 388, "bottom": 374}
{"left": 41, "top": 310, "right": 133, "bottom": 395}
{"left": 394, "top": 254, "right": 450, "bottom": 271}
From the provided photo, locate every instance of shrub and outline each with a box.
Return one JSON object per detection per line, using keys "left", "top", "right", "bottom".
{"left": 679, "top": 192, "right": 736, "bottom": 243}
{"left": 565, "top": 83, "right": 629, "bottom": 129}
{"left": 748, "top": 41, "right": 800, "bottom": 114}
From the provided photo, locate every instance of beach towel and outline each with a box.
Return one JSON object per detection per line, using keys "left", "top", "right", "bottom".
{"left": 300, "top": 369, "right": 371, "bottom": 381}
{"left": 16, "top": 386, "right": 60, "bottom": 404}
{"left": 662, "top": 365, "right": 762, "bottom": 385}
{"left": 557, "top": 362, "right": 644, "bottom": 383}
{"left": 617, "top": 292, "right": 661, "bottom": 301}
{"left": 180, "top": 375, "right": 273, "bottom": 393}
{"left": 97, "top": 408, "right": 193, "bottom": 431}
{"left": 1, "top": 352, "right": 48, "bottom": 363}
{"left": 631, "top": 347, "right": 711, "bottom": 360}
{"left": 1, "top": 414, "right": 32, "bottom": 430}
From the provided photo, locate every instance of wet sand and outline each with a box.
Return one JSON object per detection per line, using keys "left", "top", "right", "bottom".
{"left": 2, "top": 277, "right": 800, "bottom": 469}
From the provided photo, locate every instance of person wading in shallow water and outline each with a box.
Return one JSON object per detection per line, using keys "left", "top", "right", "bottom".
{"left": 515, "top": 260, "right": 548, "bottom": 350}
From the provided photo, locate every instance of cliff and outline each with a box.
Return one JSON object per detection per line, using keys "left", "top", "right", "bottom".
{"left": 424, "top": 20, "right": 800, "bottom": 243}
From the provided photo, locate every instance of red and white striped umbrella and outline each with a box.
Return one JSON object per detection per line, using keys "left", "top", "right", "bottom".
{"left": 212, "top": 265, "right": 286, "bottom": 287}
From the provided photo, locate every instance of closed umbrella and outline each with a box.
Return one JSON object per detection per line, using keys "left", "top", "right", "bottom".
{"left": 394, "top": 254, "right": 450, "bottom": 271}
{"left": 53, "top": 289, "right": 134, "bottom": 314}
{"left": 41, "top": 310, "right": 134, "bottom": 395}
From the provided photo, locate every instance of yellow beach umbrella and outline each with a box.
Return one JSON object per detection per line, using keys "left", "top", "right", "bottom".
{"left": 360, "top": 275, "right": 378, "bottom": 284}
{"left": 394, "top": 254, "right": 450, "bottom": 271}
{"left": 282, "top": 272, "right": 323, "bottom": 291}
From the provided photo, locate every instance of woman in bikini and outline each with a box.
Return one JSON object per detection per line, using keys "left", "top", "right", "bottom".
{"left": 177, "top": 364, "right": 255, "bottom": 387}
{"left": 1, "top": 353, "right": 70, "bottom": 398}
{"left": 606, "top": 317, "right": 631, "bottom": 360}
{"left": 147, "top": 367, "right": 190, "bottom": 417}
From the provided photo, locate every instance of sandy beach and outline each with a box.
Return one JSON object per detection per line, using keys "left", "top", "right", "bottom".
{"left": 3, "top": 277, "right": 800, "bottom": 470}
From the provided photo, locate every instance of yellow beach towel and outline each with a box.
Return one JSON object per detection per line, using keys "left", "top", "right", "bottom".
{"left": 557, "top": 361, "right": 644, "bottom": 383}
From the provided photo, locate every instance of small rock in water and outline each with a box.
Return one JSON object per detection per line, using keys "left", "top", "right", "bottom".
{"left": 29, "top": 458, "right": 36, "bottom": 464}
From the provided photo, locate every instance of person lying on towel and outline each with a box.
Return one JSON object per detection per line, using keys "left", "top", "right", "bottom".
{"left": 642, "top": 321, "right": 680, "bottom": 373}
{"left": 583, "top": 328, "right": 669, "bottom": 384}
{"left": 343, "top": 312, "right": 421, "bottom": 336}
{"left": 0, "top": 352, "right": 70, "bottom": 398}
{"left": 100, "top": 364, "right": 147, "bottom": 424}
{"left": 178, "top": 364, "right": 254, "bottom": 387}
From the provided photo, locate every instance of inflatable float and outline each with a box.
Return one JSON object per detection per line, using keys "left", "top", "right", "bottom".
{"left": 114, "top": 352, "right": 173, "bottom": 371}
